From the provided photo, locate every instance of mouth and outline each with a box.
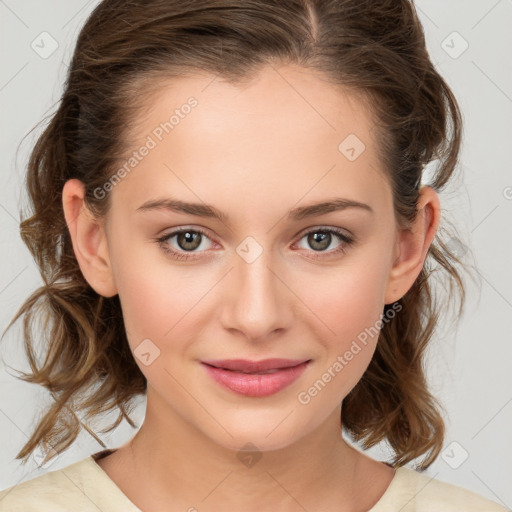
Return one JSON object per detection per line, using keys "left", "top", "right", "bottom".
{"left": 200, "top": 358, "right": 312, "bottom": 397}
{"left": 201, "top": 358, "right": 312, "bottom": 373}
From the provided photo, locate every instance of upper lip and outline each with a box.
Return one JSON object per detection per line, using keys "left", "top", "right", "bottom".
{"left": 201, "top": 358, "right": 311, "bottom": 373}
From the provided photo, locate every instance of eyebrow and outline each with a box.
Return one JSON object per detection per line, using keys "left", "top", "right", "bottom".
{"left": 136, "top": 197, "right": 374, "bottom": 222}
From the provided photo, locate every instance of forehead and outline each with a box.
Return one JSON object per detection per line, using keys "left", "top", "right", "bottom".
{"left": 111, "top": 64, "right": 391, "bottom": 219}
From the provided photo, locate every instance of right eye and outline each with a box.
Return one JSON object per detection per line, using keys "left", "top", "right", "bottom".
{"left": 156, "top": 227, "right": 217, "bottom": 261}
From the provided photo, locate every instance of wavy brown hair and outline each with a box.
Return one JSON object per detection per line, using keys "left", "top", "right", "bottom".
{"left": 2, "top": 0, "right": 473, "bottom": 470}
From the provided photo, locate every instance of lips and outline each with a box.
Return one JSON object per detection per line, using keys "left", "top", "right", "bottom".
{"left": 201, "top": 358, "right": 310, "bottom": 374}
{"left": 201, "top": 359, "right": 311, "bottom": 397}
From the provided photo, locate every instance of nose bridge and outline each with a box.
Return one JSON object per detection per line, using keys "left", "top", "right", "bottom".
{"left": 221, "top": 237, "right": 287, "bottom": 340}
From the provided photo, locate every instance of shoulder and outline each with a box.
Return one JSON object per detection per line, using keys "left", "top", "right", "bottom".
{"left": 0, "top": 455, "right": 139, "bottom": 512}
{"left": 385, "top": 467, "right": 510, "bottom": 512}
{"left": 0, "top": 458, "right": 90, "bottom": 511}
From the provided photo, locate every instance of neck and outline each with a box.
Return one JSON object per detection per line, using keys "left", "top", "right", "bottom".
{"left": 114, "top": 387, "right": 387, "bottom": 512}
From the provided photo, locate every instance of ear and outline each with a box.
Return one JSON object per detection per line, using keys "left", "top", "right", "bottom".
{"left": 62, "top": 178, "right": 118, "bottom": 297}
{"left": 384, "top": 186, "right": 441, "bottom": 305}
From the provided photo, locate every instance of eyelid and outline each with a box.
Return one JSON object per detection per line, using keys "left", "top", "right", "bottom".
{"left": 294, "top": 224, "right": 353, "bottom": 241}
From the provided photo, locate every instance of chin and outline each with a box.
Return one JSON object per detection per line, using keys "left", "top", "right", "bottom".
{"left": 201, "top": 413, "right": 314, "bottom": 455}
{"left": 213, "top": 432, "right": 297, "bottom": 455}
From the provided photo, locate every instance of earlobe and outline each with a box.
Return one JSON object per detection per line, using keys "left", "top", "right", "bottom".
{"left": 62, "top": 179, "right": 118, "bottom": 298}
{"left": 384, "top": 186, "right": 441, "bottom": 305}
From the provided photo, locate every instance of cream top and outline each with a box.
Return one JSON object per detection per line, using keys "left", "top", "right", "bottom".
{"left": 0, "top": 450, "right": 508, "bottom": 511}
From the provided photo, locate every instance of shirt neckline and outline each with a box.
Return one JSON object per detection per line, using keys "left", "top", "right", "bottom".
{"left": 87, "top": 449, "right": 406, "bottom": 511}
{"left": 87, "top": 449, "right": 143, "bottom": 511}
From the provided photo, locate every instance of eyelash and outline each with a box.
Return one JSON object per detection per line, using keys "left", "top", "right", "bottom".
{"left": 155, "top": 226, "right": 355, "bottom": 261}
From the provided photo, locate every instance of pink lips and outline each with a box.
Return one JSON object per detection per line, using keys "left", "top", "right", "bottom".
{"left": 201, "top": 358, "right": 311, "bottom": 397}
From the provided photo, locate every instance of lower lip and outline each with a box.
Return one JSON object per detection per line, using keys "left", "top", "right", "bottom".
{"left": 201, "top": 361, "right": 310, "bottom": 397}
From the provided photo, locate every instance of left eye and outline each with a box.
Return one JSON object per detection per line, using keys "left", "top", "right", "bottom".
{"left": 294, "top": 228, "right": 354, "bottom": 256}
{"left": 156, "top": 227, "right": 355, "bottom": 261}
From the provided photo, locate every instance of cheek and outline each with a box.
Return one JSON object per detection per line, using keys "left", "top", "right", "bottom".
{"left": 115, "top": 266, "right": 201, "bottom": 345}
{"left": 113, "top": 265, "right": 201, "bottom": 391}
{"left": 108, "top": 225, "right": 204, "bottom": 340}
{"left": 295, "top": 268, "right": 388, "bottom": 405}
{"left": 304, "top": 262, "right": 388, "bottom": 340}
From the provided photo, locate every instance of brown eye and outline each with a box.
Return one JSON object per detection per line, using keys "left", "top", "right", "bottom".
{"left": 306, "top": 231, "right": 332, "bottom": 251}
{"left": 294, "top": 227, "right": 355, "bottom": 259}
{"left": 176, "top": 231, "right": 202, "bottom": 251}
{"left": 156, "top": 227, "right": 216, "bottom": 261}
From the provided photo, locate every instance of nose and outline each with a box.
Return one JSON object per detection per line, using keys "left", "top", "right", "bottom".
{"left": 219, "top": 246, "right": 290, "bottom": 342}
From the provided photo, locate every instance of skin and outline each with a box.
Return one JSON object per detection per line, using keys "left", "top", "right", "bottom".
{"left": 62, "top": 63, "right": 440, "bottom": 512}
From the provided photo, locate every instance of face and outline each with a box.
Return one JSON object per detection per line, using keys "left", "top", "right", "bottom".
{"left": 98, "top": 64, "right": 402, "bottom": 453}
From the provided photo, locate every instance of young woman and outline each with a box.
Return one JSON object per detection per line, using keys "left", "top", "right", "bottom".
{"left": 0, "top": 0, "right": 507, "bottom": 510}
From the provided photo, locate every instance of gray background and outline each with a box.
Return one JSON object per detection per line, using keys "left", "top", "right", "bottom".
{"left": 1, "top": 0, "right": 511, "bottom": 506}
